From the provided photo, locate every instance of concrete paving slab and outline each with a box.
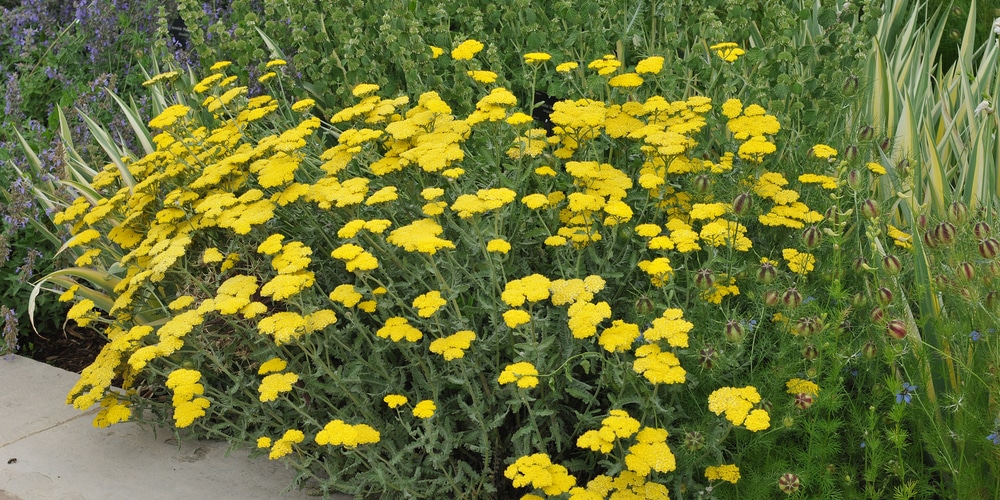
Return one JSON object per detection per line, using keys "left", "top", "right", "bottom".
{"left": 0, "top": 356, "right": 352, "bottom": 500}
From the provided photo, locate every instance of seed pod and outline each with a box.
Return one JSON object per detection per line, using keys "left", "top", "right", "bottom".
{"left": 725, "top": 320, "right": 745, "bottom": 343}
{"left": 859, "top": 125, "right": 874, "bottom": 141}
{"left": 824, "top": 207, "right": 841, "bottom": 225}
{"left": 922, "top": 230, "right": 939, "bottom": 249}
{"left": 782, "top": 288, "right": 803, "bottom": 308}
{"left": 877, "top": 287, "right": 893, "bottom": 305}
{"left": 979, "top": 238, "right": 1000, "bottom": 260}
{"left": 882, "top": 254, "right": 902, "bottom": 275}
{"left": 852, "top": 257, "right": 867, "bottom": 274}
{"left": 846, "top": 169, "right": 862, "bottom": 189}
{"left": 887, "top": 319, "right": 907, "bottom": 339}
{"left": 802, "top": 226, "right": 823, "bottom": 249}
{"left": 844, "top": 144, "right": 858, "bottom": 160}
{"left": 947, "top": 201, "right": 968, "bottom": 224}
{"left": 757, "top": 261, "right": 778, "bottom": 284}
{"left": 698, "top": 347, "right": 718, "bottom": 369}
{"left": 802, "top": 344, "right": 819, "bottom": 360}
{"left": 764, "top": 290, "right": 781, "bottom": 307}
{"left": 695, "top": 268, "right": 715, "bottom": 290}
{"left": 916, "top": 214, "right": 929, "bottom": 229}
{"left": 861, "top": 199, "right": 879, "bottom": 218}
{"left": 683, "top": 431, "right": 705, "bottom": 452}
{"left": 974, "top": 222, "right": 992, "bottom": 239}
{"left": 934, "top": 221, "right": 957, "bottom": 245}
{"left": 794, "top": 393, "right": 815, "bottom": 409}
{"left": 862, "top": 341, "right": 877, "bottom": 359}
{"left": 935, "top": 274, "right": 951, "bottom": 288}
{"left": 693, "top": 174, "right": 712, "bottom": 194}
{"left": 870, "top": 306, "right": 885, "bottom": 323}
{"left": 956, "top": 261, "right": 976, "bottom": 281}
{"left": 779, "top": 473, "right": 801, "bottom": 494}
{"left": 634, "top": 296, "right": 655, "bottom": 316}
{"left": 732, "top": 192, "right": 753, "bottom": 216}
{"left": 987, "top": 291, "right": 999, "bottom": 310}
{"left": 851, "top": 292, "right": 866, "bottom": 307}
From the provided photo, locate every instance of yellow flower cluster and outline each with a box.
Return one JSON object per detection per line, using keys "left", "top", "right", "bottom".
{"left": 755, "top": 171, "right": 824, "bottom": 229}
{"left": 710, "top": 42, "right": 746, "bottom": 62}
{"left": 315, "top": 420, "right": 381, "bottom": 449}
{"left": 705, "top": 464, "right": 741, "bottom": 484}
{"left": 262, "top": 429, "right": 305, "bottom": 460}
{"left": 504, "top": 453, "right": 577, "bottom": 496}
{"left": 577, "top": 409, "right": 641, "bottom": 453}
{"left": 708, "top": 386, "right": 771, "bottom": 431}
{"left": 498, "top": 361, "right": 540, "bottom": 389}
{"left": 786, "top": 378, "right": 820, "bottom": 396}
{"left": 428, "top": 330, "right": 477, "bottom": 361}
{"left": 412, "top": 290, "right": 447, "bottom": 317}
{"left": 165, "top": 369, "right": 211, "bottom": 428}
{"left": 782, "top": 248, "right": 817, "bottom": 276}
{"left": 257, "top": 356, "right": 299, "bottom": 402}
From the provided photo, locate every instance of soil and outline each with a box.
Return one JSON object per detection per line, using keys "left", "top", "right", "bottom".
{"left": 25, "top": 325, "right": 105, "bottom": 373}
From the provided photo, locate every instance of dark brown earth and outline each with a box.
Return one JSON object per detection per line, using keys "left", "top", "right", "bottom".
{"left": 26, "top": 325, "right": 105, "bottom": 373}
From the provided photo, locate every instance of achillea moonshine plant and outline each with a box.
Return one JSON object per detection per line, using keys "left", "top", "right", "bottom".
{"left": 33, "top": 37, "right": 987, "bottom": 498}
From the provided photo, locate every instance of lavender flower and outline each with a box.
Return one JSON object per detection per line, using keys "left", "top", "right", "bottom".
{"left": 1, "top": 305, "right": 17, "bottom": 360}
{"left": 970, "top": 330, "right": 981, "bottom": 342}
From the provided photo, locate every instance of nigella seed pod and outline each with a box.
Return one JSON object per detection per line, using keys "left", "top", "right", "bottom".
{"left": 844, "top": 144, "right": 859, "bottom": 160}
{"left": 923, "top": 230, "right": 939, "bottom": 249}
{"left": 764, "top": 290, "right": 781, "bottom": 307}
{"left": 935, "top": 274, "right": 951, "bottom": 288}
{"left": 694, "top": 268, "right": 716, "bottom": 290}
{"left": 934, "top": 221, "right": 957, "bottom": 245}
{"left": 794, "top": 393, "right": 815, "bottom": 409}
{"left": 880, "top": 137, "right": 891, "bottom": 152}
{"left": 824, "top": 207, "right": 840, "bottom": 225}
{"left": 801, "top": 226, "right": 823, "bottom": 249}
{"left": 916, "top": 214, "right": 929, "bottom": 229}
{"left": 851, "top": 292, "right": 866, "bottom": 307}
{"left": 698, "top": 347, "right": 718, "bottom": 369}
{"left": 802, "top": 344, "right": 819, "bottom": 360}
{"left": 887, "top": 319, "right": 907, "bottom": 339}
{"left": 846, "top": 169, "right": 862, "bottom": 189}
{"left": 861, "top": 198, "right": 879, "bottom": 218}
{"left": 979, "top": 238, "right": 1000, "bottom": 260}
{"left": 974, "top": 222, "right": 992, "bottom": 239}
{"left": 862, "top": 341, "right": 878, "bottom": 359}
{"left": 870, "top": 306, "right": 885, "bottom": 323}
{"left": 758, "top": 261, "right": 778, "bottom": 284}
{"left": 634, "top": 295, "right": 655, "bottom": 316}
{"left": 947, "top": 201, "right": 968, "bottom": 224}
{"left": 987, "top": 291, "right": 999, "bottom": 311}
{"left": 732, "top": 192, "right": 753, "bottom": 216}
{"left": 795, "top": 317, "right": 813, "bottom": 335}
{"left": 692, "top": 174, "right": 712, "bottom": 194}
{"left": 782, "top": 288, "right": 803, "bottom": 308}
{"left": 957, "top": 261, "right": 976, "bottom": 281}
{"left": 859, "top": 125, "right": 874, "bottom": 141}
{"left": 896, "top": 158, "right": 910, "bottom": 176}
{"left": 877, "top": 286, "right": 893, "bottom": 305}
{"left": 779, "top": 473, "right": 802, "bottom": 494}
{"left": 725, "top": 320, "right": 745, "bottom": 342}
{"left": 839, "top": 319, "right": 852, "bottom": 332}
{"left": 882, "top": 254, "right": 902, "bottom": 275}
{"left": 990, "top": 261, "right": 1000, "bottom": 277}
{"left": 683, "top": 431, "right": 705, "bottom": 452}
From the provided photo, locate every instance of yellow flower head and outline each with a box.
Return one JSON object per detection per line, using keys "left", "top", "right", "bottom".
{"left": 384, "top": 394, "right": 408, "bottom": 408}
{"left": 498, "top": 361, "right": 539, "bottom": 389}
{"left": 412, "top": 399, "right": 436, "bottom": 418}
{"left": 523, "top": 52, "right": 552, "bottom": 64}
{"left": 452, "top": 39, "right": 484, "bottom": 60}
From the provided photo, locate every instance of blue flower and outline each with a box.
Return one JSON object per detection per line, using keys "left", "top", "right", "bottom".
{"left": 896, "top": 382, "right": 916, "bottom": 404}
{"left": 970, "top": 330, "right": 981, "bottom": 342}
{"left": 988, "top": 432, "right": 1000, "bottom": 445}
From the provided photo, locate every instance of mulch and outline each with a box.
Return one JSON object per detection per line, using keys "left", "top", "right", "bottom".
{"left": 26, "top": 325, "right": 106, "bottom": 374}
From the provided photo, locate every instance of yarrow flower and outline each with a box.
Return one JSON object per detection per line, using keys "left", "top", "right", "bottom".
{"left": 384, "top": 394, "right": 408, "bottom": 408}
{"left": 412, "top": 399, "right": 436, "bottom": 418}
{"left": 523, "top": 52, "right": 552, "bottom": 64}
{"left": 451, "top": 39, "right": 484, "bottom": 60}
{"left": 705, "top": 464, "right": 741, "bottom": 484}
{"left": 710, "top": 42, "right": 745, "bottom": 62}
{"left": 504, "top": 453, "right": 577, "bottom": 495}
{"left": 498, "top": 361, "right": 539, "bottom": 388}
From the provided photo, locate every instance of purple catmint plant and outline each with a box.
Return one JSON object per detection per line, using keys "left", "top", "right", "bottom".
{"left": 1, "top": 305, "right": 16, "bottom": 360}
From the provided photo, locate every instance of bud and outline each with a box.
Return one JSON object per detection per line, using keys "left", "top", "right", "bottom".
{"left": 779, "top": 473, "right": 801, "bottom": 495}
{"left": 802, "top": 344, "right": 819, "bottom": 360}
{"left": 782, "top": 288, "right": 803, "bottom": 308}
{"left": 979, "top": 238, "right": 1000, "bottom": 260}
{"left": 887, "top": 319, "right": 907, "bottom": 339}
{"left": 683, "top": 431, "right": 705, "bottom": 452}
{"left": 764, "top": 290, "right": 780, "bottom": 307}
{"left": 882, "top": 254, "right": 902, "bottom": 275}
{"left": 846, "top": 169, "right": 862, "bottom": 189}
{"left": 757, "top": 261, "right": 778, "bottom": 284}
{"left": 934, "top": 221, "right": 957, "bottom": 245}
{"left": 859, "top": 125, "right": 874, "bottom": 141}
{"left": 695, "top": 268, "right": 716, "bottom": 290}
{"left": 732, "top": 192, "right": 753, "bottom": 216}
{"left": 698, "top": 347, "right": 718, "bottom": 369}
{"left": 783, "top": 415, "right": 795, "bottom": 428}
{"left": 725, "top": 320, "right": 745, "bottom": 343}
{"left": 974, "top": 222, "right": 992, "bottom": 239}
{"left": 862, "top": 341, "right": 877, "bottom": 359}
{"left": 956, "top": 261, "right": 976, "bottom": 281}
{"left": 794, "top": 392, "right": 815, "bottom": 409}
{"left": 801, "top": 226, "right": 823, "bottom": 249}
{"left": 693, "top": 174, "right": 712, "bottom": 194}
{"left": 844, "top": 144, "right": 858, "bottom": 160}
{"left": 634, "top": 295, "right": 655, "bottom": 316}
{"left": 877, "top": 286, "right": 893, "bottom": 305}
{"left": 947, "top": 201, "right": 968, "bottom": 224}
{"left": 861, "top": 198, "right": 879, "bottom": 218}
